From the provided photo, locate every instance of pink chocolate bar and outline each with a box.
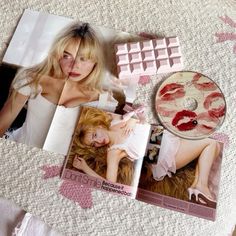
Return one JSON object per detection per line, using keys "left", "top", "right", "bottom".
{"left": 115, "top": 36, "right": 183, "bottom": 78}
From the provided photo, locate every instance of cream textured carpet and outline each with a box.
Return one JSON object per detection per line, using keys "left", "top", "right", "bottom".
{"left": 0, "top": 0, "right": 236, "bottom": 235}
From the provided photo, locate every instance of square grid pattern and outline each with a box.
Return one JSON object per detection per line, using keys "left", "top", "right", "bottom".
{"left": 115, "top": 36, "right": 183, "bottom": 78}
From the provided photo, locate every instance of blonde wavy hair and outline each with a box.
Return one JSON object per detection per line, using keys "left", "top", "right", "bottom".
{"left": 67, "top": 106, "right": 134, "bottom": 185}
{"left": 11, "top": 22, "right": 105, "bottom": 99}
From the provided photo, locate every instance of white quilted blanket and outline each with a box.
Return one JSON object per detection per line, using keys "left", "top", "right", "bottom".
{"left": 0, "top": 0, "right": 235, "bottom": 235}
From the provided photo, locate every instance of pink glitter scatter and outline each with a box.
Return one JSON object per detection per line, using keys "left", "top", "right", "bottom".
{"left": 41, "top": 165, "right": 93, "bottom": 209}
{"left": 215, "top": 32, "right": 236, "bottom": 43}
{"left": 138, "top": 75, "right": 151, "bottom": 85}
{"left": 219, "top": 15, "right": 236, "bottom": 28}
{"left": 41, "top": 165, "right": 62, "bottom": 179}
{"left": 215, "top": 15, "right": 236, "bottom": 54}
{"left": 211, "top": 132, "right": 229, "bottom": 148}
{"left": 59, "top": 181, "right": 93, "bottom": 209}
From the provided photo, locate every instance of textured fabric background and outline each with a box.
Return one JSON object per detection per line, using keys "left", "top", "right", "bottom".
{"left": 0, "top": 0, "right": 236, "bottom": 235}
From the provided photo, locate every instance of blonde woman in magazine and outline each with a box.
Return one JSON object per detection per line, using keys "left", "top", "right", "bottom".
{"left": 71, "top": 107, "right": 150, "bottom": 185}
{"left": 0, "top": 22, "right": 118, "bottom": 151}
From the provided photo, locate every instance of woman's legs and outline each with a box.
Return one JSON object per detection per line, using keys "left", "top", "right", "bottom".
{"left": 175, "top": 138, "right": 220, "bottom": 199}
{"left": 190, "top": 162, "right": 199, "bottom": 188}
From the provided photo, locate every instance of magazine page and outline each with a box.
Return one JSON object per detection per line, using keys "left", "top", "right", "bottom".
{"left": 136, "top": 124, "right": 224, "bottom": 221}
{"left": 61, "top": 106, "right": 151, "bottom": 198}
{"left": 0, "top": 9, "right": 142, "bottom": 154}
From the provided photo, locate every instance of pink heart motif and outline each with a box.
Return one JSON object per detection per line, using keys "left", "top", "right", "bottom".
{"left": 41, "top": 165, "right": 93, "bottom": 209}
{"left": 138, "top": 75, "right": 151, "bottom": 85}
{"left": 215, "top": 15, "right": 236, "bottom": 54}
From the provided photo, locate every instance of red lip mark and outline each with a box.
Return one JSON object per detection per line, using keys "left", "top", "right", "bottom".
{"left": 195, "top": 112, "right": 216, "bottom": 133}
{"left": 192, "top": 73, "right": 217, "bottom": 91}
{"left": 200, "top": 124, "right": 213, "bottom": 130}
{"left": 159, "top": 83, "right": 185, "bottom": 101}
{"left": 208, "top": 106, "right": 225, "bottom": 118}
{"left": 197, "top": 112, "right": 219, "bottom": 123}
{"left": 155, "top": 99, "right": 178, "bottom": 117}
{"left": 69, "top": 72, "right": 81, "bottom": 77}
{"left": 204, "top": 92, "right": 226, "bottom": 118}
{"left": 196, "top": 123, "right": 214, "bottom": 134}
{"left": 172, "top": 111, "right": 218, "bottom": 133}
{"left": 172, "top": 110, "right": 198, "bottom": 131}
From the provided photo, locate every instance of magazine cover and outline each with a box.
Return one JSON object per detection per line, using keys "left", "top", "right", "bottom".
{"left": 0, "top": 9, "right": 142, "bottom": 155}
{"left": 137, "top": 124, "right": 224, "bottom": 221}
{"left": 61, "top": 106, "right": 151, "bottom": 197}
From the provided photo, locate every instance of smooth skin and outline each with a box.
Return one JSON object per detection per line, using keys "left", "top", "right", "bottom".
{"left": 175, "top": 138, "right": 220, "bottom": 200}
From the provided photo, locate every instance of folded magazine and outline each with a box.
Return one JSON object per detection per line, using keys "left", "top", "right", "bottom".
{"left": 0, "top": 9, "right": 141, "bottom": 155}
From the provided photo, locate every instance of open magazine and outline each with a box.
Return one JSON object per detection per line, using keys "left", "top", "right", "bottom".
{"left": 0, "top": 9, "right": 224, "bottom": 221}
{"left": 62, "top": 106, "right": 224, "bottom": 221}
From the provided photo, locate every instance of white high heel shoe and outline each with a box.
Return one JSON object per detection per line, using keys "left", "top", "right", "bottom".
{"left": 187, "top": 187, "right": 216, "bottom": 208}
{"left": 187, "top": 188, "right": 195, "bottom": 201}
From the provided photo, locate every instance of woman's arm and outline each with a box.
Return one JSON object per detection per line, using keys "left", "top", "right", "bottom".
{"left": 0, "top": 91, "right": 29, "bottom": 137}
{"left": 73, "top": 156, "right": 105, "bottom": 180}
{"left": 106, "top": 149, "right": 126, "bottom": 182}
{"left": 73, "top": 150, "right": 125, "bottom": 183}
